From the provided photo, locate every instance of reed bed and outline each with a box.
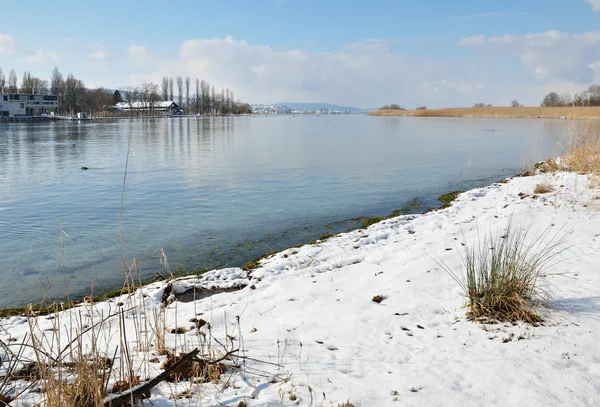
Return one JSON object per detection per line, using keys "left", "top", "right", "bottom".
{"left": 369, "top": 106, "right": 600, "bottom": 119}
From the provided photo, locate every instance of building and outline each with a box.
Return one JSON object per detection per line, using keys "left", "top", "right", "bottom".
{"left": 114, "top": 101, "right": 182, "bottom": 116}
{"left": 0, "top": 93, "right": 59, "bottom": 117}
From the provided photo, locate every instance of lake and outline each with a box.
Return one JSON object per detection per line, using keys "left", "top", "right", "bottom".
{"left": 0, "top": 115, "right": 571, "bottom": 308}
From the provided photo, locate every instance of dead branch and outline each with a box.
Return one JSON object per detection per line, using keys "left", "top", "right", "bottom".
{"left": 103, "top": 348, "right": 199, "bottom": 407}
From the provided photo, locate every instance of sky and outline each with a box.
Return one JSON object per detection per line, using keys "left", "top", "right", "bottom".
{"left": 0, "top": 0, "right": 599, "bottom": 109}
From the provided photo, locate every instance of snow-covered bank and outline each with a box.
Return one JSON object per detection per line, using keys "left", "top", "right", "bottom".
{"left": 2, "top": 171, "right": 600, "bottom": 406}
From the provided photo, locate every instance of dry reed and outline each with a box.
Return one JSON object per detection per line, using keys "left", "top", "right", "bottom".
{"left": 369, "top": 106, "right": 600, "bottom": 119}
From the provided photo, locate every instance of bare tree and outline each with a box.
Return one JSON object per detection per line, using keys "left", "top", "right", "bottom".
{"left": 201, "top": 80, "right": 209, "bottom": 115}
{"left": 141, "top": 82, "right": 159, "bottom": 115}
{"left": 31, "top": 78, "right": 49, "bottom": 95}
{"left": 161, "top": 77, "right": 169, "bottom": 101}
{"left": 511, "top": 100, "right": 522, "bottom": 108}
{"left": 148, "top": 83, "right": 160, "bottom": 115}
{"left": 176, "top": 76, "right": 183, "bottom": 108}
{"left": 238, "top": 103, "right": 252, "bottom": 114}
{"left": 195, "top": 78, "right": 200, "bottom": 114}
{"left": 185, "top": 76, "right": 190, "bottom": 112}
{"left": 19, "top": 72, "right": 48, "bottom": 95}
{"left": 210, "top": 85, "right": 216, "bottom": 114}
{"left": 122, "top": 87, "right": 139, "bottom": 116}
{"left": 168, "top": 77, "right": 173, "bottom": 101}
{"left": 139, "top": 84, "right": 149, "bottom": 115}
{"left": 8, "top": 69, "right": 18, "bottom": 93}
{"left": 64, "top": 73, "right": 86, "bottom": 114}
{"left": 50, "top": 67, "right": 65, "bottom": 112}
{"left": 20, "top": 71, "right": 34, "bottom": 94}
{"left": 217, "top": 88, "right": 225, "bottom": 114}
{"left": 541, "top": 92, "right": 562, "bottom": 107}
{"left": 0, "top": 67, "right": 5, "bottom": 93}
{"left": 586, "top": 85, "right": 600, "bottom": 106}
{"left": 559, "top": 93, "right": 572, "bottom": 107}
{"left": 85, "top": 88, "right": 113, "bottom": 113}
{"left": 225, "top": 88, "right": 230, "bottom": 114}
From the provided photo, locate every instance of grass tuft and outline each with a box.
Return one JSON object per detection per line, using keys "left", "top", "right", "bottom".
{"left": 533, "top": 183, "right": 555, "bottom": 194}
{"left": 436, "top": 220, "right": 567, "bottom": 323}
{"left": 438, "top": 191, "right": 463, "bottom": 208}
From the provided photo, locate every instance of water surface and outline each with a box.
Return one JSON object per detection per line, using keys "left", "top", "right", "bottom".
{"left": 0, "top": 116, "right": 571, "bottom": 307}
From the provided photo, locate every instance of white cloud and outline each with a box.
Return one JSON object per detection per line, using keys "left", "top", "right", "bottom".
{"left": 454, "top": 12, "right": 526, "bottom": 20}
{"left": 458, "top": 30, "right": 600, "bottom": 83}
{"left": 128, "top": 43, "right": 150, "bottom": 68}
{"left": 88, "top": 50, "right": 108, "bottom": 62}
{"left": 341, "top": 39, "right": 397, "bottom": 52}
{"left": 125, "top": 36, "right": 423, "bottom": 107}
{"left": 85, "top": 49, "right": 109, "bottom": 71}
{"left": 0, "top": 34, "right": 15, "bottom": 53}
{"left": 422, "top": 80, "right": 485, "bottom": 97}
{"left": 24, "top": 50, "right": 58, "bottom": 63}
{"left": 117, "top": 34, "right": 600, "bottom": 108}
{"left": 586, "top": 0, "right": 600, "bottom": 11}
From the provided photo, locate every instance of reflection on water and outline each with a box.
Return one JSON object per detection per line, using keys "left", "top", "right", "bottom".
{"left": 0, "top": 116, "right": 572, "bottom": 307}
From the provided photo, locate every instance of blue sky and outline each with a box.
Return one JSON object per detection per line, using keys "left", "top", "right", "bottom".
{"left": 1, "top": 0, "right": 599, "bottom": 108}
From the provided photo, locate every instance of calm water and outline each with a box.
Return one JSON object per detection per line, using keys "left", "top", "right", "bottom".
{"left": 0, "top": 115, "right": 570, "bottom": 307}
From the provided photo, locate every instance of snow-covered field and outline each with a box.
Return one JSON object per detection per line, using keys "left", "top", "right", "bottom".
{"left": 2, "top": 171, "right": 600, "bottom": 406}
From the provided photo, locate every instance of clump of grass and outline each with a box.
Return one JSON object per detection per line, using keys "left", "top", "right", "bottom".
{"left": 438, "top": 190, "right": 463, "bottom": 208}
{"left": 361, "top": 216, "right": 385, "bottom": 229}
{"left": 337, "top": 402, "right": 356, "bottom": 407}
{"left": 242, "top": 250, "right": 278, "bottom": 271}
{"left": 50, "top": 358, "right": 109, "bottom": 407}
{"left": 533, "top": 183, "right": 555, "bottom": 194}
{"left": 437, "top": 221, "right": 567, "bottom": 323}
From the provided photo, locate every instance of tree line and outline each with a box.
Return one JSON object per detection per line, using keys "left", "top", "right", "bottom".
{"left": 0, "top": 66, "right": 251, "bottom": 116}
{"left": 120, "top": 76, "right": 250, "bottom": 116}
{"left": 541, "top": 84, "right": 600, "bottom": 107}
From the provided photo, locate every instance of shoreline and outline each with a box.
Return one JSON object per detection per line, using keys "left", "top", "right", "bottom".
{"left": 0, "top": 166, "right": 541, "bottom": 314}
{"left": 2, "top": 166, "right": 599, "bottom": 405}
{"left": 369, "top": 106, "right": 600, "bottom": 119}
{"left": 0, "top": 186, "right": 466, "bottom": 317}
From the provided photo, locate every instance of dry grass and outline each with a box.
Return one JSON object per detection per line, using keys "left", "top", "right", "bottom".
{"left": 533, "top": 183, "right": 555, "bottom": 194}
{"left": 0, "top": 289, "right": 243, "bottom": 406}
{"left": 562, "top": 121, "right": 600, "bottom": 174}
{"left": 436, "top": 221, "right": 567, "bottom": 324}
{"left": 0, "top": 129, "right": 276, "bottom": 406}
{"left": 369, "top": 106, "right": 600, "bottom": 119}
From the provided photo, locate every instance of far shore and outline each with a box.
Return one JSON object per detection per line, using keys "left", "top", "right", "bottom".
{"left": 369, "top": 106, "right": 600, "bottom": 119}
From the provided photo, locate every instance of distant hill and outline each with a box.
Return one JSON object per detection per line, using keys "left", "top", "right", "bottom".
{"left": 273, "top": 102, "right": 361, "bottom": 112}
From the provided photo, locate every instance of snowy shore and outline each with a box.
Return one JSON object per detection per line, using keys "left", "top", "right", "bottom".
{"left": 2, "top": 170, "right": 600, "bottom": 406}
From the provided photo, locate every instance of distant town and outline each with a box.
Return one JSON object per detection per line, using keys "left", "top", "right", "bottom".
{"left": 249, "top": 104, "right": 365, "bottom": 115}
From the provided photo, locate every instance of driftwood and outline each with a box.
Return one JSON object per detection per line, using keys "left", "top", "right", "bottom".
{"left": 103, "top": 348, "right": 200, "bottom": 407}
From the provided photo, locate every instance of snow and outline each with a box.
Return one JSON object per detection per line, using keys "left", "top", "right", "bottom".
{"left": 2, "top": 171, "right": 600, "bottom": 406}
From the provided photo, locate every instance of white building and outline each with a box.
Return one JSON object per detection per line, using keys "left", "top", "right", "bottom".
{"left": 0, "top": 93, "right": 59, "bottom": 117}
{"left": 114, "top": 101, "right": 182, "bottom": 116}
